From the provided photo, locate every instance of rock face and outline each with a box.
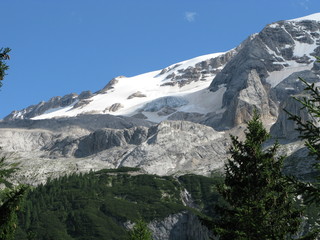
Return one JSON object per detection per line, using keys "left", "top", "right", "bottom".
{"left": 270, "top": 94, "right": 311, "bottom": 140}
{"left": 218, "top": 69, "right": 272, "bottom": 129}
{"left": 158, "top": 50, "right": 237, "bottom": 88}
{"left": 120, "top": 121, "right": 226, "bottom": 176}
{"left": 127, "top": 91, "right": 147, "bottom": 99}
{"left": 0, "top": 119, "right": 227, "bottom": 185}
{"left": 209, "top": 18, "right": 320, "bottom": 129}
{"left": 4, "top": 91, "right": 93, "bottom": 121}
{"left": 105, "top": 103, "right": 124, "bottom": 112}
{"left": 149, "top": 211, "right": 213, "bottom": 240}
{"left": 73, "top": 126, "right": 149, "bottom": 158}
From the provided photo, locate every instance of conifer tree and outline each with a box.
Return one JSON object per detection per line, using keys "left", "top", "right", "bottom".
{"left": 215, "top": 112, "right": 302, "bottom": 240}
{"left": 0, "top": 48, "right": 11, "bottom": 84}
{"left": 0, "top": 48, "right": 27, "bottom": 240}
{"left": 129, "top": 219, "right": 153, "bottom": 240}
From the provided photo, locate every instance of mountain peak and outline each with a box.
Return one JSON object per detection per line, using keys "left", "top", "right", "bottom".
{"left": 288, "top": 12, "right": 320, "bottom": 22}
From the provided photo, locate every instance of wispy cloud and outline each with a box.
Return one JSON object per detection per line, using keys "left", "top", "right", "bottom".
{"left": 298, "top": 0, "right": 310, "bottom": 10}
{"left": 185, "top": 12, "right": 197, "bottom": 22}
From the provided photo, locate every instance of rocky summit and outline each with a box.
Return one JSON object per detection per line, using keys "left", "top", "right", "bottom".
{"left": 2, "top": 13, "right": 320, "bottom": 185}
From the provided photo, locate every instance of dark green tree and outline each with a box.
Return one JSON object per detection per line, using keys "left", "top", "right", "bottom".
{"left": 0, "top": 47, "right": 11, "bottom": 84}
{"left": 0, "top": 48, "right": 27, "bottom": 240}
{"left": 129, "top": 219, "right": 153, "bottom": 240}
{"left": 0, "top": 157, "right": 27, "bottom": 240}
{"left": 215, "top": 112, "right": 302, "bottom": 240}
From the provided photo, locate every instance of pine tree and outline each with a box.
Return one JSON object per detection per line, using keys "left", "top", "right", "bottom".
{"left": 215, "top": 112, "right": 302, "bottom": 240}
{"left": 285, "top": 59, "right": 320, "bottom": 203}
{"left": 129, "top": 219, "right": 153, "bottom": 240}
{"left": 0, "top": 47, "right": 11, "bottom": 84}
{"left": 0, "top": 48, "right": 28, "bottom": 240}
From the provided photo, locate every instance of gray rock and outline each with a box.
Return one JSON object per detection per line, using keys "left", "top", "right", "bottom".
{"left": 4, "top": 93, "right": 79, "bottom": 120}
{"left": 149, "top": 211, "right": 214, "bottom": 240}
{"left": 131, "top": 113, "right": 148, "bottom": 119}
{"left": 127, "top": 91, "right": 147, "bottom": 99}
{"left": 74, "top": 127, "right": 149, "bottom": 157}
{"left": 98, "top": 76, "right": 124, "bottom": 93}
{"left": 207, "top": 19, "right": 320, "bottom": 129}
{"left": 120, "top": 121, "right": 227, "bottom": 176}
{"left": 270, "top": 94, "right": 314, "bottom": 140}
{"left": 78, "top": 90, "right": 93, "bottom": 99}
{"left": 157, "top": 107, "right": 177, "bottom": 116}
{"left": 105, "top": 103, "right": 124, "bottom": 112}
{"left": 219, "top": 69, "right": 272, "bottom": 129}
{"left": 160, "top": 50, "right": 238, "bottom": 88}
{"left": 0, "top": 120, "right": 227, "bottom": 185}
{"left": 73, "top": 99, "right": 92, "bottom": 109}
{"left": 168, "top": 112, "right": 204, "bottom": 122}
{"left": 0, "top": 114, "right": 154, "bottom": 132}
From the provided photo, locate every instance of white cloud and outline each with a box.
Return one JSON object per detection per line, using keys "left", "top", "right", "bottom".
{"left": 185, "top": 12, "right": 197, "bottom": 22}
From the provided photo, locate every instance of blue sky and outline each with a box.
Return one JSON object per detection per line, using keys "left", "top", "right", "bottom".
{"left": 0, "top": 0, "right": 319, "bottom": 118}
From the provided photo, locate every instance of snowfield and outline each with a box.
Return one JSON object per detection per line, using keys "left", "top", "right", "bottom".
{"left": 32, "top": 52, "right": 228, "bottom": 122}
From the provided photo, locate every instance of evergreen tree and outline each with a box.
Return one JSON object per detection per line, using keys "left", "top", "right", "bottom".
{"left": 215, "top": 112, "right": 302, "bottom": 240}
{"left": 0, "top": 157, "right": 27, "bottom": 240}
{"left": 0, "top": 48, "right": 27, "bottom": 240}
{"left": 0, "top": 47, "right": 11, "bottom": 84}
{"left": 285, "top": 59, "right": 320, "bottom": 203}
{"left": 129, "top": 219, "right": 153, "bottom": 240}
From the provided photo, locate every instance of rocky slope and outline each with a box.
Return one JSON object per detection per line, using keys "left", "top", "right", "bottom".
{"left": 210, "top": 14, "right": 320, "bottom": 129}
{"left": 0, "top": 117, "right": 227, "bottom": 185}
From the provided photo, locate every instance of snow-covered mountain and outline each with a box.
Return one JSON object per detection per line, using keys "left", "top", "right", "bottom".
{"left": 6, "top": 13, "right": 320, "bottom": 130}
{"left": 5, "top": 51, "right": 237, "bottom": 123}
{"left": 2, "top": 13, "right": 320, "bottom": 184}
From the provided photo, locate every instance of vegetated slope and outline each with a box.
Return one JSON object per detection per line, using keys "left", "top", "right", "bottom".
{"left": 15, "top": 169, "right": 319, "bottom": 240}
{"left": 15, "top": 168, "right": 223, "bottom": 240}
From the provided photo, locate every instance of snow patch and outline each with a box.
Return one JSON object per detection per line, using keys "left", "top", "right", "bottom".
{"left": 266, "top": 61, "right": 313, "bottom": 88}
{"left": 289, "top": 13, "right": 320, "bottom": 22}
{"left": 293, "top": 40, "right": 317, "bottom": 57}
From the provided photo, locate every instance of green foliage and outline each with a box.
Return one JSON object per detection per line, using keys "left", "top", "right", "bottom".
{"left": 15, "top": 171, "right": 193, "bottom": 240}
{"left": 0, "top": 157, "right": 28, "bottom": 240}
{"left": 95, "top": 167, "right": 141, "bottom": 174}
{"left": 129, "top": 219, "right": 153, "bottom": 240}
{"left": 0, "top": 47, "right": 11, "bottom": 84}
{"left": 178, "top": 173, "right": 225, "bottom": 217}
{"left": 0, "top": 157, "right": 18, "bottom": 189}
{"left": 215, "top": 112, "right": 302, "bottom": 240}
{"left": 0, "top": 46, "right": 28, "bottom": 240}
{"left": 0, "top": 186, "right": 27, "bottom": 240}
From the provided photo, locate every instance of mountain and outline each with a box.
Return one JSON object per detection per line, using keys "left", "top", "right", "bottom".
{"left": 3, "top": 13, "right": 320, "bottom": 240}
{"left": 2, "top": 13, "right": 320, "bottom": 184}
{"left": 4, "top": 51, "right": 236, "bottom": 123}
